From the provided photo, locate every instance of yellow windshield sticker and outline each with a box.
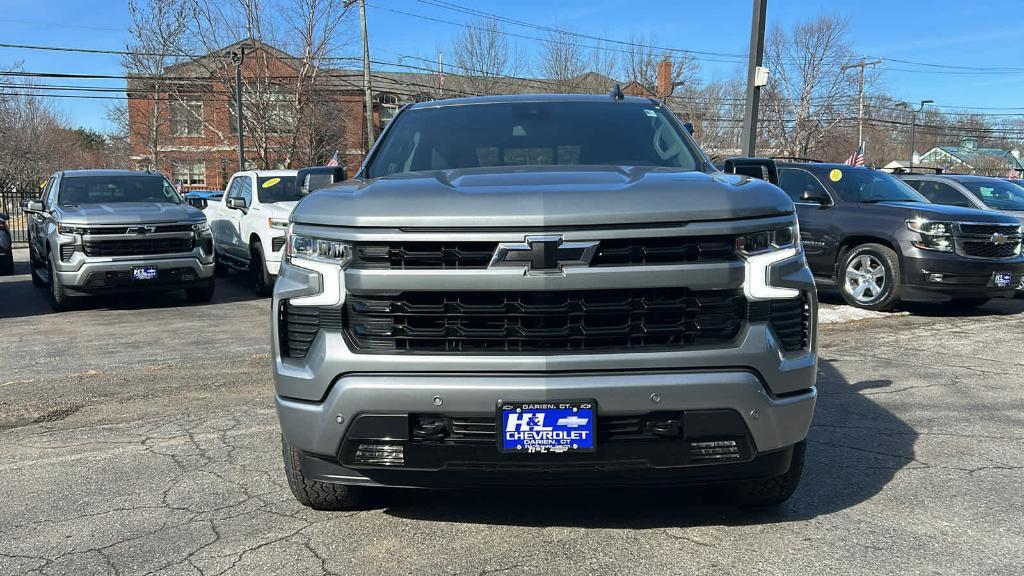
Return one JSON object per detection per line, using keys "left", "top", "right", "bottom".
{"left": 829, "top": 169, "right": 843, "bottom": 182}
{"left": 261, "top": 177, "right": 281, "bottom": 188}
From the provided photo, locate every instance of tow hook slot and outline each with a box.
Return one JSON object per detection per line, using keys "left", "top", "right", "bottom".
{"left": 645, "top": 414, "right": 683, "bottom": 438}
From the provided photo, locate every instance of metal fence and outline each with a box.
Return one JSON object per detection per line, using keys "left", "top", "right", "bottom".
{"left": 0, "top": 189, "right": 32, "bottom": 244}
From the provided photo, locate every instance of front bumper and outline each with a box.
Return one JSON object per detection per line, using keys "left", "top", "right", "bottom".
{"left": 54, "top": 252, "right": 215, "bottom": 293}
{"left": 901, "top": 245, "right": 1024, "bottom": 300}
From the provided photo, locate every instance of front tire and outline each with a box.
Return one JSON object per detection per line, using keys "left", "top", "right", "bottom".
{"left": 730, "top": 440, "right": 806, "bottom": 507}
{"left": 282, "top": 435, "right": 363, "bottom": 510}
{"left": 47, "top": 255, "right": 70, "bottom": 312}
{"left": 30, "top": 249, "right": 46, "bottom": 287}
{"left": 250, "top": 241, "right": 274, "bottom": 297}
{"left": 839, "top": 243, "right": 901, "bottom": 311}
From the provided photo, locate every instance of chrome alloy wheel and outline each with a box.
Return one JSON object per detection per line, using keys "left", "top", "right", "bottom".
{"left": 845, "top": 254, "right": 886, "bottom": 304}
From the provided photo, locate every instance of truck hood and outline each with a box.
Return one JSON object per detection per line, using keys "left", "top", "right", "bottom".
{"left": 58, "top": 202, "right": 205, "bottom": 225}
{"left": 292, "top": 166, "right": 794, "bottom": 228}
{"left": 876, "top": 201, "right": 1022, "bottom": 223}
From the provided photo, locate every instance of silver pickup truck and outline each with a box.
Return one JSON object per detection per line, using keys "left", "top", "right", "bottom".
{"left": 273, "top": 94, "right": 818, "bottom": 509}
{"left": 23, "top": 169, "right": 215, "bottom": 310}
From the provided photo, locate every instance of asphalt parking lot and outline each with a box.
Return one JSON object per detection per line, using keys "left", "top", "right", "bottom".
{"left": 2, "top": 247, "right": 1023, "bottom": 576}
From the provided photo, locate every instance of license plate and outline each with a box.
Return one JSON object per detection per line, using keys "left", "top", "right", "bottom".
{"left": 132, "top": 266, "right": 158, "bottom": 281}
{"left": 993, "top": 272, "right": 1012, "bottom": 288}
{"left": 498, "top": 401, "right": 596, "bottom": 454}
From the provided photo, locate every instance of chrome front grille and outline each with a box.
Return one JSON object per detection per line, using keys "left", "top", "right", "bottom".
{"left": 954, "top": 222, "right": 1022, "bottom": 260}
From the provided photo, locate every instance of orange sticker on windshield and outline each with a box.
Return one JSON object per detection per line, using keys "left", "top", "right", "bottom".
{"left": 261, "top": 177, "right": 281, "bottom": 188}
{"left": 829, "top": 169, "right": 843, "bottom": 182}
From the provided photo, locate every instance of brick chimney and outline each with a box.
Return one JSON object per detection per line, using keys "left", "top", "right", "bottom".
{"left": 657, "top": 58, "right": 672, "bottom": 98}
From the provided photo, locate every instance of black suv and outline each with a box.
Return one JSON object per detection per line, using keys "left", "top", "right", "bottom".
{"left": 771, "top": 161, "right": 1024, "bottom": 310}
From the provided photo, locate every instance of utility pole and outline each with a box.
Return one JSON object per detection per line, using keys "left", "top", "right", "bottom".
{"left": 740, "top": 0, "right": 768, "bottom": 157}
{"left": 359, "top": 0, "right": 375, "bottom": 149}
{"left": 841, "top": 58, "right": 881, "bottom": 147}
{"left": 910, "top": 99, "right": 933, "bottom": 164}
{"left": 228, "top": 46, "right": 247, "bottom": 171}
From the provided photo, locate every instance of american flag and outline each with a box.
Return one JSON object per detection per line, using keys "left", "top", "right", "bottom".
{"left": 325, "top": 150, "right": 339, "bottom": 167}
{"left": 844, "top": 142, "right": 865, "bottom": 166}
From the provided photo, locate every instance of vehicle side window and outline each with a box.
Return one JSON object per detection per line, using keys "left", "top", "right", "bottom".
{"left": 225, "top": 178, "right": 240, "bottom": 199}
{"left": 41, "top": 177, "right": 57, "bottom": 209}
{"left": 778, "top": 169, "right": 828, "bottom": 203}
{"left": 914, "top": 180, "right": 973, "bottom": 208}
{"left": 236, "top": 176, "right": 253, "bottom": 207}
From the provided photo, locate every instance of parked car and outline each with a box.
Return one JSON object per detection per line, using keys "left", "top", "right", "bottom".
{"left": 770, "top": 161, "right": 1024, "bottom": 310}
{"left": 184, "top": 189, "right": 224, "bottom": 202}
{"left": 296, "top": 166, "right": 347, "bottom": 196}
{"left": 274, "top": 94, "right": 818, "bottom": 510}
{"left": 205, "top": 170, "right": 298, "bottom": 295}
{"left": 0, "top": 213, "right": 13, "bottom": 275}
{"left": 896, "top": 172, "right": 1024, "bottom": 219}
{"left": 22, "top": 169, "right": 215, "bottom": 311}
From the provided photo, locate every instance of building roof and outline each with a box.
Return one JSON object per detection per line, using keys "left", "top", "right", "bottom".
{"left": 922, "top": 145, "right": 1024, "bottom": 170}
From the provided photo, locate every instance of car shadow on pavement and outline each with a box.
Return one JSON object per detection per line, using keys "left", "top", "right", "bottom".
{"left": 0, "top": 251, "right": 266, "bottom": 320}
{"left": 376, "top": 359, "right": 918, "bottom": 528}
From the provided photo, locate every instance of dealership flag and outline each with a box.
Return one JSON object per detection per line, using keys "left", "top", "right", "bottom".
{"left": 844, "top": 142, "right": 865, "bottom": 166}
{"left": 325, "top": 150, "right": 339, "bottom": 167}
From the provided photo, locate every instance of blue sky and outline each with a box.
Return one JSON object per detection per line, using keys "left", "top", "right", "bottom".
{"left": 2, "top": 0, "right": 1021, "bottom": 131}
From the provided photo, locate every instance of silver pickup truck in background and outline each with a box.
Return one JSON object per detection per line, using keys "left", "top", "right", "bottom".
{"left": 23, "top": 169, "right": 215, "bottom": 310}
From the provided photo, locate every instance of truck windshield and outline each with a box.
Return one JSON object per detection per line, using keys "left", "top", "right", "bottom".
{"left": 365, "top": 101, "right": 700, "bottom": 178}
{"left": 960, "top": 180, "right": 1024, "bottom": 211}
{"left": 58, "top": 175, "right": 181, "bottom": 205}
{"left": 257, "top": 176, "right": 300, "bottom": 203}
{"left": 828, "top": 169, "right": 926, "bottom": 203}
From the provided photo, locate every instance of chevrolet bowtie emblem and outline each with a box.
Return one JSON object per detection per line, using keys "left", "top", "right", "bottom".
{"left": 991, "top": 232, "right": 1010, "bottom": 245}
{"left": 489, "top": 235, "right": 598, "bottom": 274}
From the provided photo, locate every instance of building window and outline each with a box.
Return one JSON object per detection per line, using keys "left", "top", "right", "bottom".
{"left": 170, "top": 100, "right": 203, "bottom": 137}
{"left": 171, "top": 161, "right": 206, "bottom": 186}
{"left": 229, "top": 91, "right": 295, "bottom": 134}
{"left": 377, "top": 92, "right": 400, "bottom": 128}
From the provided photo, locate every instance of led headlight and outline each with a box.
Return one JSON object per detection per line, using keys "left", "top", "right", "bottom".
{"left": 192, "top": 221, "right": 212, "bottom": 236}
{"left": 286, "top": 232, "right": 353, "bottom": 267}
{"left": 58, "top": 224, "right": 84, "bottom": 235}
{"left": 269, "top": 218, "right": 289, "bottom": 230}
{"left": 907, "top": 218, "right": 954, "bottom": 252}
{"left": 737, "top": 222, "right": 802, "bottom": 300}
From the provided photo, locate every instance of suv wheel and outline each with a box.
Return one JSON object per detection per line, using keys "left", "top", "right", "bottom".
{"left": 250, "top": 241, "right": 274, "bottom": 297}
{"left": 47, "top": 254, "right": 70, "bottom": 311}
{"left": 839, "top": 244, "right": 901, "bottom": 311}
{"left": 281, "top": 435, "right": 363, "bottom": 510}
{"left": 30, "top": 249, "right": 46, "bottom": 287}
{"left": 729, "top": 440, "right": 805, "bottom": 506}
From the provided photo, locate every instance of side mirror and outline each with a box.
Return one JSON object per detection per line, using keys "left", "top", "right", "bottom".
{"left": 22, "top": 199, "right": 44, "bottom": 214}
{"left": 226, "top": 197, "right": 247, "bottom": 211}
{"left": 187, "top": 197, "right": 208, "bottom": 209}
{"left": 723, "top": 157, "right": 780, "bottom": 186}
{"left": 800, "top": 189, "right": 831, "bottom": 206}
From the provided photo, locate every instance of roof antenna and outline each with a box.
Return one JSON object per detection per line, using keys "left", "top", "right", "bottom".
{"left": 609, "top": 83, "right": 624, "bottom": 101}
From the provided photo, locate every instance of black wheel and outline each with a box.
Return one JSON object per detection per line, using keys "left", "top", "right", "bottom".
{"left": 281, "top": 435, "right": 363, "bottom": 510}
{"left": 838, "top": 243, "right": 901, "bottom": 311}
{"left": 250, "top": 241, "right": 274, "bottom": 297}
{"left": 950, "top": 297, "right": 990, "bottom": 308}
{"left": 185, "top": 282, "right": 215, "bottom": 303}
{"left": 47, "top": 254, "right": 70, "bottom": 312}
{"left": 729, "top": 440, "right": 806, "bottom": 507}
{"left": 0, "top": 252, "right": 12, "bottom": 276}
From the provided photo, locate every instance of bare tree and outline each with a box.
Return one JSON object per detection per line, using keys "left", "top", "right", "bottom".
{"left": 538, "top": 28, "right": 620, "bottom": 94}
{"left": 761, "top": 14, "right": 858, "bottom": 158}
{"left": 678, "top": 78, "right": 745, "bottom": 160}
{"left": 450, "top": 18, "right": 524, "bottom": 96}
{"left": 0, "top": 86, "right": 67, "bottom": 195}
{"left": 620, "top": 34, "right": 698, "bottom": 96}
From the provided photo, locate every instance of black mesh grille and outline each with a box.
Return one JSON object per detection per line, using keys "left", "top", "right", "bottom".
{"left": 83, "top": 237, "right": 194, "bottom": 257}
{"left": 350, "top": 237, "right": 737, "bottom": 270}
{"left": 342, "top": 288, "right": 747, "bottom": 354}
{"left": 749, "top": 294, "right": 810, "bottom": 352}
{"left": 961, "top": 240, "right": 1020, "bottom": 259}
{"left": 959, "top": 223, "right": 1020, "bottom": 236}
{"left": 271, "top": 237, "right": 286, "bottom": 252}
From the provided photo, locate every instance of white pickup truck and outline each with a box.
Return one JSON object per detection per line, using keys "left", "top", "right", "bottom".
{"left": 206, "top": 170, "right": 300, "bottom": 295}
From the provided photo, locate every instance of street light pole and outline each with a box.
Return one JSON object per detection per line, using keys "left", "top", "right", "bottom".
{"left": 910, "top": 99, "right": 934, "bottom": 164}
{"left": 229, "top": 47, "right": 247, "bottom": 171}
{"left": 740, "top": 0, "right": 767, "bottom": 157}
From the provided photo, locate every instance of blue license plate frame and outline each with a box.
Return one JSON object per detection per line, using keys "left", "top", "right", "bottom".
{"left": 132, "top": 266, "right": 158, "bottom": 281}
{"left": 497, "top": 400, "right": 596, "bottom": 454}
